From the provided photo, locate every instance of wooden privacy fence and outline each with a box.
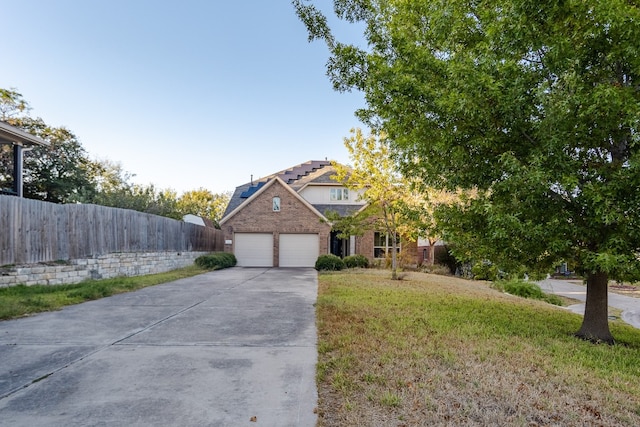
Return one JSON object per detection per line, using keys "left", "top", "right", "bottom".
{"left": 0, "top": 195, "right": 224, "bottom": 265}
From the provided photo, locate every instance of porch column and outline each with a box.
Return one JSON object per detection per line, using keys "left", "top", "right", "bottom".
{"left": 13, "top": 143, "right": 23, "bottom": 197}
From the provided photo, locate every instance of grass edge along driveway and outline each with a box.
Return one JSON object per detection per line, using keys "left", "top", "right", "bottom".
{"left": 0, "top": 265, "right": 206, "bottom": 320}
{"left": 315, "top": 270, "right": 640, "bottom": 427}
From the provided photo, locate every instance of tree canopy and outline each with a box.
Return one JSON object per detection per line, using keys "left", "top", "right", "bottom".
{"left": 294, "top": 0, "right": 640, "bottom": 343}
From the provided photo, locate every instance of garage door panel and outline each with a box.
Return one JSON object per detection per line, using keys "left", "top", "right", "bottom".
{"left": 235, "top": 233, "right": 273, "bottom": 267}
{"left": 279, "top": 234, "right": 319, "bottom": 267}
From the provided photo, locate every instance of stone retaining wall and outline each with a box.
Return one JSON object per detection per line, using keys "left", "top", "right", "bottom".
{"left": 0, "top": 251, "right": 208, "bottom": 287}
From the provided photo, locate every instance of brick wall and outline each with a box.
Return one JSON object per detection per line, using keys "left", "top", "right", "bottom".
{"left": 0, "top": 251, "right": 208, "bottom": 288}
{"left": 356, "top": 231, "right": 375, "bottom": 261}
{"left": 222, "top": 179, "right": 332, "bottom": 266}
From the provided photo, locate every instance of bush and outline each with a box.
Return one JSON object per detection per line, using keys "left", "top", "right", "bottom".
{"left": 471, "top": 260, "right": 499, "bottom": 281}
{"left": 492, "top": 279, "right": 564, "bottom": 306}
{"left": 315, "top": 254, "right": 345, "bottom": 271}
{"left": 435, "top": 245, "right": 460, "bottom": 275}
{"left": 344, "top": 254, "right": 369, "bottom": 268}
{"left": 195, "top": 252, "right": 237, "bottom": 270}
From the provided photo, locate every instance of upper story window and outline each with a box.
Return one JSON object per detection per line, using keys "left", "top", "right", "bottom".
{"left": 272, "top": 196, "right": 280, "bottom": 212}
{"left": 330, "top": 188, "right": 349, "bottom": 201}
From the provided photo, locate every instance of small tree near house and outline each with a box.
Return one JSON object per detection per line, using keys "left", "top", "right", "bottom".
{"left": 400, "top": 185, "right": 466, "bottom": 266}
{"left": 333, "top": 128, "right": 417, "bottom": 280}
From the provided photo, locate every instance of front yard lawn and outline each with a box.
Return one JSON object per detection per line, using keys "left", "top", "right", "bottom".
{"left": 316, "top": 270, "right": 640, "bottom": 426}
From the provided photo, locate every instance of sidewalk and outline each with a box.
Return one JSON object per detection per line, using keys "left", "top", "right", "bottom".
{"left": 538, "top": 278, "right": 640, "bottom": 329}
{"left": 0, "top": 267, "right": 318, "bottom": 427}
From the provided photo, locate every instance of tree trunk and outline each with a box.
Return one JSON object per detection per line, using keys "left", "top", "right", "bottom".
{"left": 575, "top": 271, "right": 614, "bottom": 344}
{"left": 427, "top": 243, "right": 435, "bottom": 266}
{"left": 391, "top": 238, "right": 398, "bottom": 280}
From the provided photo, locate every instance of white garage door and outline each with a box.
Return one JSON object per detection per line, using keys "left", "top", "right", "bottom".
{"left": 234, "top": 233, "right": 273, "bottom": 267}
{"left": 279, "top": 234, "right": 319, "bottom": 267}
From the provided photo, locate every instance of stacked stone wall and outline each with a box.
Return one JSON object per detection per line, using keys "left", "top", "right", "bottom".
{"left": 0, "top": 251, "right": 208, "bottom": 288}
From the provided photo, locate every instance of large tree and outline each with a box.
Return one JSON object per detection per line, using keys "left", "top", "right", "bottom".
{"left": 176, "top": 188, "right": 230, "bottom": 227}
{"left": 295, "top": 0, "right": 640, "bottom": 343}
{"left": 1, "top": 89, "right": 95, "bottom": 203}
{"left": 87, "top": 160, "right": 181, "bottom": 219}
{"left": 16, "top": 118, "right": 96, "bottom": 203}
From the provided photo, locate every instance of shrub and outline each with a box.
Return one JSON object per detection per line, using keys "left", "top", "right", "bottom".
{"left": 315, "top": 254, "right": 345, "bottom": 271}
{"left": 543, "top": 293, "right": 565, "bottom": 306}
{"left": 471, "top": 260, "right": 499, "bottom": 281}
{"left": 435, "top": 245, "right": 460, "bottom": 275}
{"left": 344, "top": 254, "right": 369, "bottom": 268}
{"left": 195, "top": 252, "right": 237, "bottom": 270}
{"left": 492, "top": 279, "right": 564, "bottom": 306}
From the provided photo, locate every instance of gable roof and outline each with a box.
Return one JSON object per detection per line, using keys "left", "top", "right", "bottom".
{"left": 222, "top": 160, "right": 332, "bottom": 218}
{"left": 221, "top": 160, "right": 369, "bottom": 223}
{"left": 219, "top": 175, "right": 329, "bottom": 226}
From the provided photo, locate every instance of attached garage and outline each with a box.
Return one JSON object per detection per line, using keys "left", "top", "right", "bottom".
{"left": 234, "top": 233, "right": 273, "bottom": 267}
{"left": 279, "top": 233, "right": 319, "bottom": 267}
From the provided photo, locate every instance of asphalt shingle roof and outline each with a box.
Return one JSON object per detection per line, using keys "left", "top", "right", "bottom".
{"left": 222, "top": 160, "right": 333, "bottom": 219}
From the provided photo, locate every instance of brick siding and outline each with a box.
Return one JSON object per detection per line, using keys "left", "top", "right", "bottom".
{"left": 222, "top": 179, "right": 332, "bottom": 266}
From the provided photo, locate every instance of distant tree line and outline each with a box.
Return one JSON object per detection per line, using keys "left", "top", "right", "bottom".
{"left": 0, "top": 88, "right": 229, "bottom": 227}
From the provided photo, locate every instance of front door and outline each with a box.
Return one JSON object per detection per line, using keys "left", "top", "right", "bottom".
{"left": 330, "top": 231, "right": 350, "bottom": 258}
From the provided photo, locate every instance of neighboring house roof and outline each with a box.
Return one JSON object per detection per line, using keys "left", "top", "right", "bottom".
{"left": 183, "top": 214, "right": 217, "bottom": 228}
{"left": 221, "top": 160, "right": 366, "bottom": 222}
{"left": 0, "top": 121, "right": 49, "bottom": 147}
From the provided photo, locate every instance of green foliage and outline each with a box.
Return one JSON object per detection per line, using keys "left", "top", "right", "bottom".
{"left": 331, "top": 129, "right": 414, "bottom": 279}
{"left": 0, "top": 88, "right": 30, "bottom": 120}
{"left": 194, "top": 252, "right": 237, "bottom": 270}
{"left": 493, "top": 279, "right": 564, "bottom": 306}
{"left": 295, "top": 0, "right": 640, "bottom": 341}
{"left": 471, "top": 261, "right": 500, "bottom": 281}
{"left": 323, "top": 209, "right": 368, "bottom": 240}
{"left": 434, "top": 246, "right": 458, "bottom": 275}
{"left": 176, "top": 188, "right": 231, "bottom": 226}
{"left": 315, "top": 254, "right": 345, "bottom": 271}
{"left": 344, "top": 254, "right": 369, "bottom": 268}
{"left": 0, "top": 118, "right": 96, "bottom": 203}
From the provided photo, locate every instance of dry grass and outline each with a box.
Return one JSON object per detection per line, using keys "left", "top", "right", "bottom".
{"left": 316, "top": 270, "right": 640, "bottom": 426}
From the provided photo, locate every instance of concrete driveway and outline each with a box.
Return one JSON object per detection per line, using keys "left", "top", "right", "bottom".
{"left": 538, "top": 278, "right": 640, "bottom": 329}
{"left": 0, "top": 268, "right": 318, "bottom": 427}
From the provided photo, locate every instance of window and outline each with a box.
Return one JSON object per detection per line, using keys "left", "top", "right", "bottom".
{"left": 272, "top": 196, "right": 280, "bottom": 212}
{"left": 373, "top": 232, "right": 401, "bottom": 258}
{"left": 330, "top": 188, "right": 349, "bottom": 201}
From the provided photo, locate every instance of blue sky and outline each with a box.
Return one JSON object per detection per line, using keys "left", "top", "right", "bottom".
{"left": 1, "top": 1, "right": 365, "bottom": 194}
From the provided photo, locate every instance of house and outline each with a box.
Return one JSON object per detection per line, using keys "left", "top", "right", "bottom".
{"left": 220, "top": 160, "right": 433, "bottom": 268}
{"left": 220, "top": 160, "right": 379, "bottom": 267}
